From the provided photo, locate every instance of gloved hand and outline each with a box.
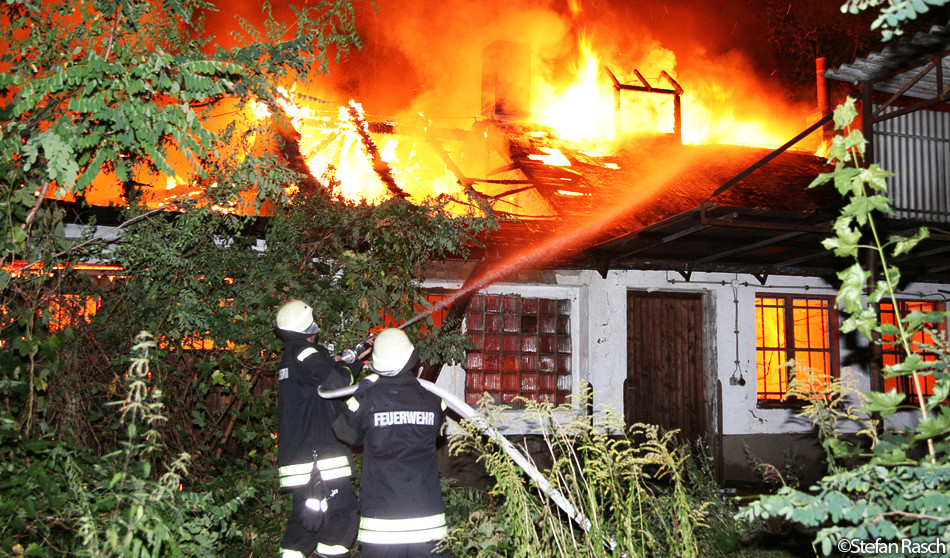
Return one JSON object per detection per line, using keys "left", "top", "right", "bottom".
{"left": 301, "top": 465, "right": 328, "bottom": 532}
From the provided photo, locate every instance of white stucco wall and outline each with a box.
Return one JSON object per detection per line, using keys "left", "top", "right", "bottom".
{"left": 429, "top": 268, "right": 949, "bottom": 437}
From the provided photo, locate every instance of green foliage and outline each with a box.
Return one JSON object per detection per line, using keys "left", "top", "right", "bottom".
{"left": 443, "top": 396, "right": 742, "bottom": 557}
{"left": 0, "top": 332, "right": 255, "bottom": 556}
{"left": 0, "top": 0, "right": 359, "bottom": 445}
{"left": 787, "top": 367, "right": 879, "bottom": 473}
{"left": 0, "top": 0, "right": 494, "bottom": 473}
{"left": 737, "top": 99, "right": 950, "bottom": 554}
{"left": 841, "top": 0, "right": 950, "bottom": 40}
{"left": 0, "top": 3, "right": 496, "bottom": 555}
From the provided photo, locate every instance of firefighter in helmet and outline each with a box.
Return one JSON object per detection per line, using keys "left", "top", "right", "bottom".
{"left": 333, "top": 328, "right": 450, "bottom": 558}
{"left": 275, "top": 299, "right": 367, "bottom": 558}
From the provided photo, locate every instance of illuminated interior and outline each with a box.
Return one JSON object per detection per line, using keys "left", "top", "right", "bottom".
{"left": 880, "top": 300, "right": 946, "bottom": 403}
{"left": 46, "top": 294, "right": 101, "bottom": 333}
{"left": 755, "top": 295, "right": 837, "bottom": 403}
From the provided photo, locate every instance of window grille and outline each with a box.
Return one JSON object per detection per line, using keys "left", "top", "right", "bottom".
{"left": 755, "top": 294, "right": 839, "bottom": 407}
{"left": 464, "top": 293, "right": 572, "bottom": 406}
{"left": 879, "top": 299, "right": 946, "bottom": 405}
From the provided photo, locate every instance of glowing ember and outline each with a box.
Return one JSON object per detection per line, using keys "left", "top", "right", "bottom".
{"left": 528, "top": 147, "right": 571, "bottom": 166}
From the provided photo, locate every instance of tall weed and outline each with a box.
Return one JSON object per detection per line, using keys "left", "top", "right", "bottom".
{"left": 443, "top": 394, "right": 735, "bottom": 557}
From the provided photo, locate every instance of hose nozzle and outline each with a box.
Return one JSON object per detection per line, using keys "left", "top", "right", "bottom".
{"left": 340, "top": 340, "right": 370, "bottom": 364}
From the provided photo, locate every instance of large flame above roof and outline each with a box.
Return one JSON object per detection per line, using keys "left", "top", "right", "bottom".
{"left": 269, "top": 21, "right": 821, "bottom": 215}
{"left": 55, "top": 0, "right": 828, "bottom": 218}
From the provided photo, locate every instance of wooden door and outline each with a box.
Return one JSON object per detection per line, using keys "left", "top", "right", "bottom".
{"left": 625, "top": 291, "right": 706, "bottom": 442}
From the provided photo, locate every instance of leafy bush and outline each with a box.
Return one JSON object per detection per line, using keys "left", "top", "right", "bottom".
{"left": 0, "top": 332, "right": 255, "bottom": 556}
{"left": 736, "top": 100, "right": 950, "bottom": 555}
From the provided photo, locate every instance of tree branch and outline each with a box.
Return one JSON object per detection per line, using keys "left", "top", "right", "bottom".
{"left": 23, "top": 181, "right": 51, "bottom": 232}
{"left": 16, "top": 204, "right": 174, "bottom": 275}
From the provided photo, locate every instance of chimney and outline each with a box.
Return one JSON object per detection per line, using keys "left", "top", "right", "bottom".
{"left": 481, "top": 41, "right": 531, "bottom": 122}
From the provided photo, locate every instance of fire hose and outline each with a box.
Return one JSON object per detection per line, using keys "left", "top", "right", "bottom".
{"left": 319, "top": 379, "right": 619, "bottom": 550}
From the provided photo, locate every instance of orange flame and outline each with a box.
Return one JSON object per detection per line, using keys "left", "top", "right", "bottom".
{"left": 534, "top": 34, "right": 613, "bottom": 144}
{"left": 273, "top": 91, "right": 469, "bottom": 213}
{"left": 529, "top": 30, "right": 811, "bottom": 151}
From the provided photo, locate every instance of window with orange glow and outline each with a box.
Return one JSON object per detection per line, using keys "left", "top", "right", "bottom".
{"left": 464, "top": 294, "right": 572, "bottom": 406}
{"left": 47, "top": 294, "right": 101, "bottom": 332}
{"left": 879, "top": 299, "right": 946, "bottom": 405}
{"left": 755, "top": 294, "right": 839, "bottom": 406}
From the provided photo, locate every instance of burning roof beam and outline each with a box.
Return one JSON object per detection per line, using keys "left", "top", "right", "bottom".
{"left": 606, "top": 66, "right": 683, "bottom": 144}
{"left": 345, "top": 101, "right": 408, "bottom": 199}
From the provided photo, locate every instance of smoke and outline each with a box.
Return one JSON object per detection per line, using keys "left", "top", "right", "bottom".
{"left": 200, "top": 0, "right": 822, "bottom": 146}
{"left": 332, "top": 0, "right": 573, "bottom": 120}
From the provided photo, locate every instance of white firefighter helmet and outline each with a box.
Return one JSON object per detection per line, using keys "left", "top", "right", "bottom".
{"left": 371, "top": 328, "right": 415, "bottom": 376}
{"left": 275, "top": 299, "right": 319, "bottom": 336}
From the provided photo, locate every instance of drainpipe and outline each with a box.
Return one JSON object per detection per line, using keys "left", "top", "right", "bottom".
{"left": 816, "top": 57, "right": 832, "bottom": 143}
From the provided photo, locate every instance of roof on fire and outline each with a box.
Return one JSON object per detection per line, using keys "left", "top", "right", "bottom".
{"left": 460, "top": 19, "right": 950, "bottom": 284}
{"left": 462, "top": 125, "right": 846, "bottom": 282}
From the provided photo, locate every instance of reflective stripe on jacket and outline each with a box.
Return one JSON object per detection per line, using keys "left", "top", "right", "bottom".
{"left": 278, "top": 455, "right": 353, "bottom": 488}
{"left": 276, "top": 339, "right": 359, "bottom": 489}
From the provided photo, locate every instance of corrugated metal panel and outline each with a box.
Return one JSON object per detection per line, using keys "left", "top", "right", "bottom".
{"left": 825, "top": 21, "right": 950, "bottom": 100}
{"left": 874, "top": 106, "right": 950, "bottom": 223}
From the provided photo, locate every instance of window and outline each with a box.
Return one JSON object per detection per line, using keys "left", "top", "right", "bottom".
{"left": 755, "top": 294, "right": 839, "bottom": 407}
{"left": 464, "top": 294, "right": 572, "bottom": 406}
{"left": 879, "top": 299, "right": 946, "bottom": 405}
{"left": 48, "top": 294, "right": 100, "bottom": 332}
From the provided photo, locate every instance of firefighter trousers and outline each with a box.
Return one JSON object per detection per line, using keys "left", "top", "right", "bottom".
{"left": 280, "top": 477, "right": 359, "bottom": 557}
{"left": 359, "top": 541, "right": 450, "bottom": 558}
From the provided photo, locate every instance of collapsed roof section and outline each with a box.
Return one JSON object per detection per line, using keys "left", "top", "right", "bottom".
{"left": 455, "top": 125, "right": 841, "bottom": 282}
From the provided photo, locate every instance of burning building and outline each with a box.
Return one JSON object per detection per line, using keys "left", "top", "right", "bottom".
{"left": 37, "top": 2, "right": 950, "bottom": 486}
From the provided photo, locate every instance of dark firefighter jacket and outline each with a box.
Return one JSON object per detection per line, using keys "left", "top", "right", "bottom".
{"left": 332, "top": 370, "right": 448, "bottom": 545}
{"left": 277, "top": 338, "right": 361, "bottom": 490}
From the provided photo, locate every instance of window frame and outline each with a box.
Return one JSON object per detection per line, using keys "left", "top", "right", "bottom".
{"left": 755, "top": 292, "right": 841, "bottom": 409}
{"left": 878, "top": 298, "right": 947, "bottom": 406}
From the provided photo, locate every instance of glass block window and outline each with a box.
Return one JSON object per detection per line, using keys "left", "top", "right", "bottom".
{"left": 880, "top": 299, "right": 946, "bottom": 405}
{"left": 464, "top": 294, "right": 572, "bottom": 406}
{"left": 756, "top": 294, "right": 839, "bottom": 406}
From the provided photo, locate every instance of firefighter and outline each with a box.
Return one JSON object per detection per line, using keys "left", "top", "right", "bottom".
{"left": 275, "top": 299, "right": 366, "bottom": 558}
{"left": 332, "top": 328, "right": 450, "bottom": 558}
